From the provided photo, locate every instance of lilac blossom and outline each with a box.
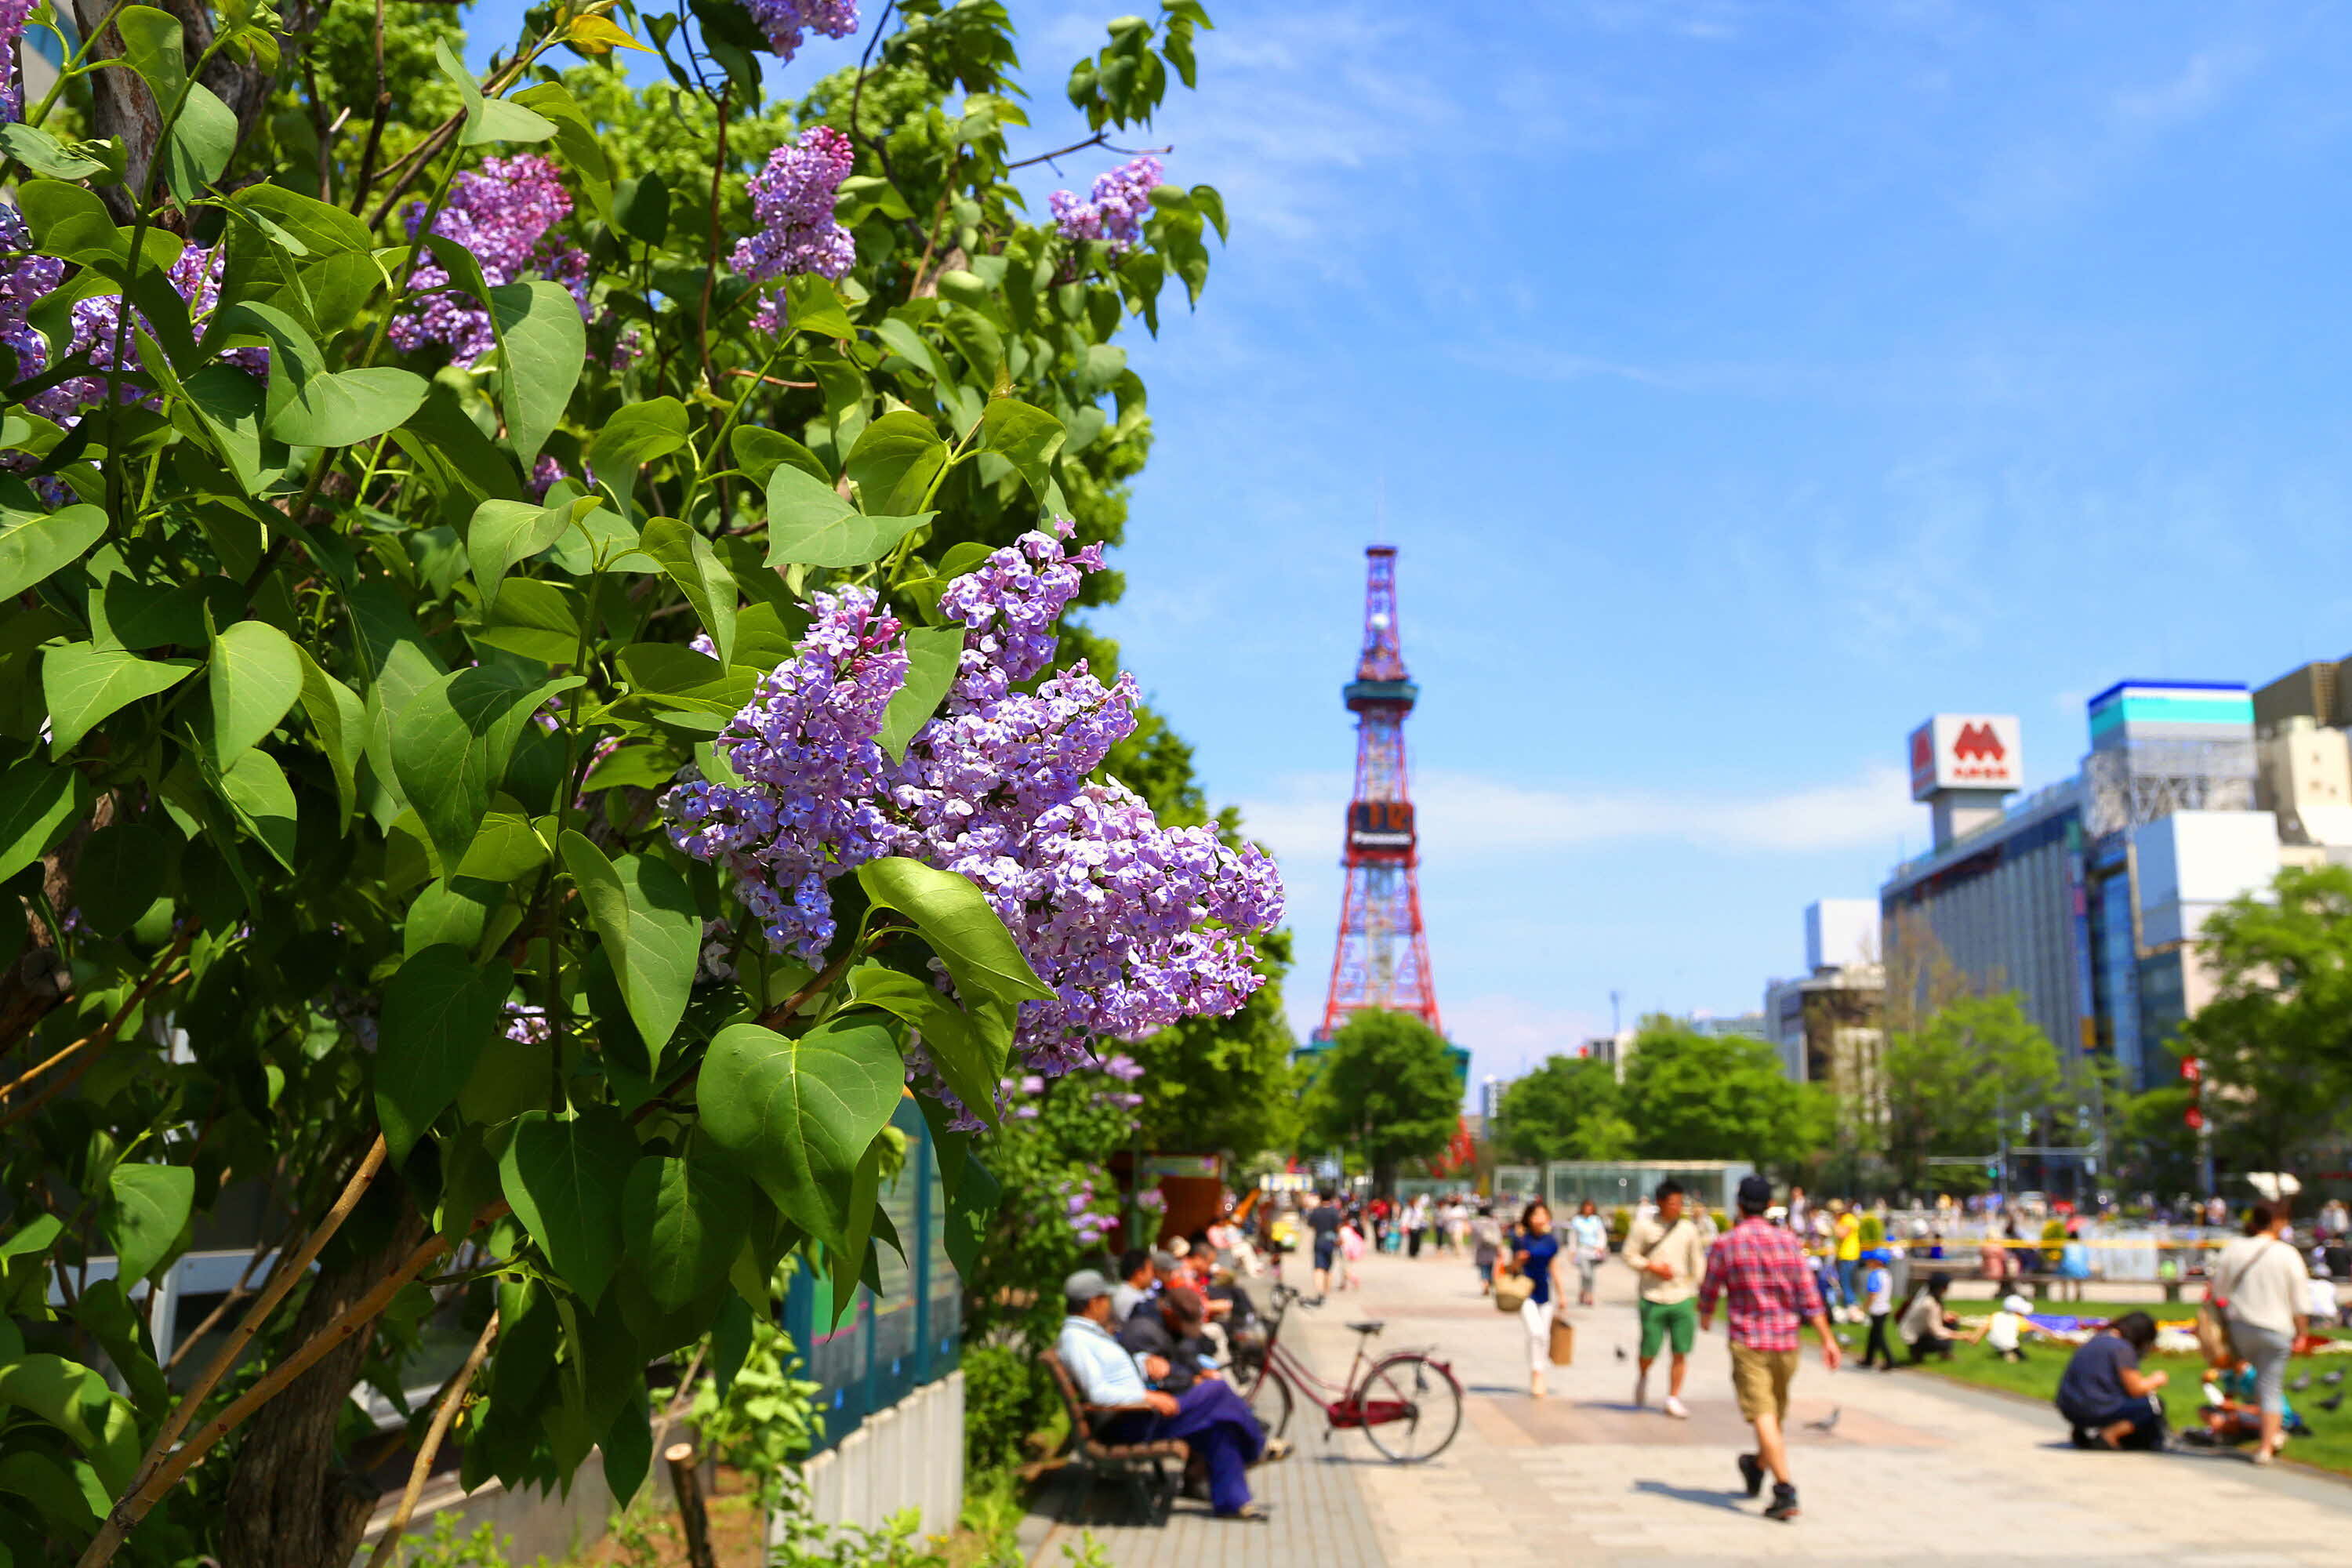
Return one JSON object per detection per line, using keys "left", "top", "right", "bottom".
{"left": 663, "top": 523, "right": 1285, "bottom": 1123}
{"left": 504, "top": 1005, "right": 552, "bottom": 1044}
{"left": 0, "top": 0, "right": 32, "bottom": 122}
{"left": 1049, "top": 156, "right": 1163, "bottom": 258}
{"left": 5, "top": 237, "right": 262, "bottom": 430}
{"left": 729, "top": 128, "right": 855, "bottom": 333}
{"left": 739, "top": 0, "right": 857, "bottom": 60}
{"left": 666, "top": 584, "right": 909, "bottom": 959}
{"left": 391, "top": 155, "right": 591, "bottom": 367}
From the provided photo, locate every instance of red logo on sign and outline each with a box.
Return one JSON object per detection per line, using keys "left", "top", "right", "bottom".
{"left": 1954, "top": 722, "right": 2005, "bottom": 764}
{"left": 1911, "top": 729, "right": 1933, "bottom": 772}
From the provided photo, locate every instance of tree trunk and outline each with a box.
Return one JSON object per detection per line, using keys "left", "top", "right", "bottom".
{"left": 70, "top": 0, "right": 274, "bottom": 223}
{"left": 218, "top": 1204, "right": 426, "bottom": 1568}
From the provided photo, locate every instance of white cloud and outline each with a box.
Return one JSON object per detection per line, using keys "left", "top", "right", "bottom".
{"left": 1237, "top": 760, "right": 1918, "bottom": 870}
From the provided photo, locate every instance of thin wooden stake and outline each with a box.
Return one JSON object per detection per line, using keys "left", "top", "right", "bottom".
{"left": 666, "top": 1443, "right": 717, "bottom": 1568}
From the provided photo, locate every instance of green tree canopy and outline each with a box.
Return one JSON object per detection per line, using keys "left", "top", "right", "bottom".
{"left": 1301, "top": 1009, "right": 1460, "bottom": 1190}
{"left": 1495, "top": 1052, "right": 1630, "bottom": 1163}
{"left": 2180, "top": 864, "right": 2352, "bottom": 1173}
{"left": 1618, "top": 1020, "right": 1818, "bottom": 1167}
{"left": 1879, "top": 992, "right": 2062, "bottom": 1193}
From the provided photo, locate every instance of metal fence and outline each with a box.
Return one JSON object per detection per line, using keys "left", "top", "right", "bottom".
{"left": 782, "top": 1095, "right": 962, "bottom": 1454}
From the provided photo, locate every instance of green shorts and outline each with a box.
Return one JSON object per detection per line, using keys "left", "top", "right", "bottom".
{"left": 1638, "top": 1296, "right": 1697, "bottom": 1359}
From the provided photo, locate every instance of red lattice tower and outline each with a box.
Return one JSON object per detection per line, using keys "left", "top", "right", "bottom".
{"left": 1319, "top": 546, "right": 1442, "bottom": 1038}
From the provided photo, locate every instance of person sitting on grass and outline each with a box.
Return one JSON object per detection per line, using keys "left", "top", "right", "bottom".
{"left": 2055, "top": 1310, "right": 2169, "bottom": 1451}
{"left": 2190, "top": 1355, "right": 2311, "bottom": 1449}
{"left": 1965, "top": 1294, "right": 2053, "bottom": 1363}
{"left": 1056, "top": 1269, "right": 1290, "bottom": 1522}
{"left": 1899, "top": 1276, "right": 1959, "bottom": 1363}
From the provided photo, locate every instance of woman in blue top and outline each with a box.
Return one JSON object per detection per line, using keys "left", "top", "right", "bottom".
{"left": 1511, "top": 1200, "right": 1568, "bottom": 1398}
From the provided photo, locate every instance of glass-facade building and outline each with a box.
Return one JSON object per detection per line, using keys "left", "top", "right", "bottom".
{"left": 1882, "top": 681, "right": 2263, "bottom": 1097}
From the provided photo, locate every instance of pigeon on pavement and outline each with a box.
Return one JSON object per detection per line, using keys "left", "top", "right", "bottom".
{"left": 2292, "top": 1373, "right": 2312, "bottom": 1393}
{"left": 1806, "top": 1407, "right": 1841, "bottom": 1434}
{"left": 2325, "top": 1369, "right": 2346, "bottom": 1387}
{"left": 1615, "top": 1345, "right": 1628, "bottom": 1361}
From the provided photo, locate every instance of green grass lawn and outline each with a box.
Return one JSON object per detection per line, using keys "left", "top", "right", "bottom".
{"left": 1909, "top": 1330, "right": 2352, "bottom": 1479}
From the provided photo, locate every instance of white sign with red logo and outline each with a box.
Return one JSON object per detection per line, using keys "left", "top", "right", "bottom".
{"left": 1908, "top": 713, "right": 2024, "bottom": 800}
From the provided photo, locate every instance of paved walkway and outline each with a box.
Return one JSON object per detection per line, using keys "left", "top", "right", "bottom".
{"left": 1030, "top": 1244, "right": 2352, "bottom": 1566}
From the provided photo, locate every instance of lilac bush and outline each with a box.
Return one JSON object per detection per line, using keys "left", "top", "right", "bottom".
{"left": 390, "top": 154, "right": 592, "bottom": 366}
{"left": 730, "top": 127, "right": 858, "bottom": 332}
{"left": 666, "top": 524, "right": 1284, "bottom": 1100}
{"left": 1050, "top": 155, "right": 1163, "bottom": 257}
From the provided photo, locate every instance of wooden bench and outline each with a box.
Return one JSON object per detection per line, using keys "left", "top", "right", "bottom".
{"left": 1040, "top": 1349, "right": 1185, "bottom": 1525}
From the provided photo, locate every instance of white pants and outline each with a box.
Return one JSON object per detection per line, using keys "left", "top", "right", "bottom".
{"left": 1520, "top": 1297, "right": 1553, "bottom": 1374}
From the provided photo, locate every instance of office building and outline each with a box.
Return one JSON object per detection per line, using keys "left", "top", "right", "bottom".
{"left": 1765, "top": 899, "right": 1886, "bottom": 1094}
{"left": 1882, "top": 684, "right": 2296, "bottom": 1096}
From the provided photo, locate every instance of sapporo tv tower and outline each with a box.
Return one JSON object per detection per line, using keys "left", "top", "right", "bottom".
{"left": 1317, "top": 546, "right": 1443, "bottom": 1037}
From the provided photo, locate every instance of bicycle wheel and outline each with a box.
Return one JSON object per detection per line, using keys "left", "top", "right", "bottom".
{"left": 1245, "top": 1366, "right": 1294, "bottom": 1439}
{"left": 1358, "top": 1353, "right": 1462, "bottom": 1463}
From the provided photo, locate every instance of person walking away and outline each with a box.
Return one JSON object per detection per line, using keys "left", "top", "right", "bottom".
{"left": 1058, "top": 1269, "right": 1287, "bottom": 1520}
{"left": 1510, "top": 1200, "right": 1569, "bottom": 1398}
{"left": 1832, "top": 1203, "right": 1863, "bottom": 1323}
{"left": 1899, "top": 1276, "right": 1958, "bottom": 1363}
{"left": 1698, "top": 1174, "right": 1842, "bottom": 1523}
{"left": 1339, "top": 1215, "right": 1367, "bottom": 1291}
{"left": 1569, "top": 1199, "right": 1610, "bottom": 1307}
{"left": 1623, "top": 1179, "right": 1708, "bottom": 1417}
{"left": 1472, "top": 1203, "right": 1504, "bottom": 1294}
{"left": 1305, "top": 1191, "right": 1342, "bottom": 1303}
{"left": 2056, "top": 1311, "right": 2168, "bottom": 1450}
{"left": 1788, "top": 1185, "right": 1809, "bottom": 1236}
{"left": 1405, "top": 1196, "right": 1429, "bottom": 1259}
{"left": 2213, "top": 1201, "right": 2310, "bottom": 1465}
{"left": 1858, "top": 1248, "right": 1897, "bottom": 1370}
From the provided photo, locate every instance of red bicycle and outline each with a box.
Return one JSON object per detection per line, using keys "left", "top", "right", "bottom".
{"left": 1239, "top": 1283, "right": 1463, "bottom": 1462}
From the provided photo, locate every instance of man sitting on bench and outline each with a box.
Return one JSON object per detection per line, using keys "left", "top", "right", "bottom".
{"left": 1056, "top": 1269, "right": 1287, "bottom": 1521}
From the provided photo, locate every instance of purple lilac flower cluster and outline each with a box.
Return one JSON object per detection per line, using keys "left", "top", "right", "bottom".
{"left": 739, "top": 0, "right": 857, "bottom": 60}
{"left": 1048, "top": 157, "right": 1163, "bottom": 258}
{"left": 0, "top": 225, "right": 263, "bottom": 432}
{"left": 730, "top": 128, "right": 856, "bottom": 333}
{"left": 390, "top": 155, "right": 591, "bottom": 367}
{"left": 667, "top": 584, "right": 909, "bottom": 958}
{"left": 1061, "top": 1176, "right": 1117, "bottom": 1245}
{"left": 503, "top": 1005, "right": 553, "bottom": 1045}
{"left": 0, "top": 0, "right": 33, "bottom": 121}
{"left": 664, "top": 524, "right": 1285, "bottom": 1119}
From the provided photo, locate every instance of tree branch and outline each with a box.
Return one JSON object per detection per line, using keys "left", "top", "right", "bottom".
{"left": 78, "top": 1203, "right": 506, "bottom": 1568}
{"left": 361, "top": 1310, "right": 499, "bottom": 1568}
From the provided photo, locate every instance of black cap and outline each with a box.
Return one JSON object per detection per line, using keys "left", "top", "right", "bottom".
{"left": 1737, "top": 1174, "right": 1774, "bottom": 1211}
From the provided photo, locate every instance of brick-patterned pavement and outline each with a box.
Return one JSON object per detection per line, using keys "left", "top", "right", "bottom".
{"left": 1032, "top": 1241, "right": 2352, "bottom": 1566}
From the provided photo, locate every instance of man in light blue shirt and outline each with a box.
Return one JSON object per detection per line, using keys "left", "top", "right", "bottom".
{"left": 1055, "top": 1269, "right": 1285, "bottom": 1520}
{"left": 1059, "top": 1269, "right": 1161, "bottom": 1406}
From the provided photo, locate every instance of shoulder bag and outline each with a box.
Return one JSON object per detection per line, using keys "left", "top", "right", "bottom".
{"left": 1494, "top": 1265, "right": 1534, "bottom": 1313}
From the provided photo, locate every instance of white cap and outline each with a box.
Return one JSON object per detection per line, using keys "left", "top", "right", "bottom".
{"left": 2002, "top": 1294, "right": 2033, "bottom": 1316}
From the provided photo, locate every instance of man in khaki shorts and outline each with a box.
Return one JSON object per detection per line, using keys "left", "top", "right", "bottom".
{"left": 1698, "top": 1174, "right": 1841, "bottom": 1522}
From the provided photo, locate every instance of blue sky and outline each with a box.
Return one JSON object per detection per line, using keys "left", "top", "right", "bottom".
{"left": 469, "top": 2, "right": 2352, "bottom": 1090}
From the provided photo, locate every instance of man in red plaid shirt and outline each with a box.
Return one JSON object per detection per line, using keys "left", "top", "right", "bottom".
{"left": 1698, "top": 1173, "right": 1841, "bottom": 1522}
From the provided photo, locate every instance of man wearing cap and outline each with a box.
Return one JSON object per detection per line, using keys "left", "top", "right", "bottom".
{"left": 1698, "top": 1174, "right": 1842, "bottom": 1523}
{"left": 1056, "top": 1269, "right": 1286, "bottom": 1519}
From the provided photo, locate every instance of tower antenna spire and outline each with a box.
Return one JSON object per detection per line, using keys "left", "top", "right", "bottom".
{"left": 1319, "top": 546, "right": 1441, "bottom": 1037}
